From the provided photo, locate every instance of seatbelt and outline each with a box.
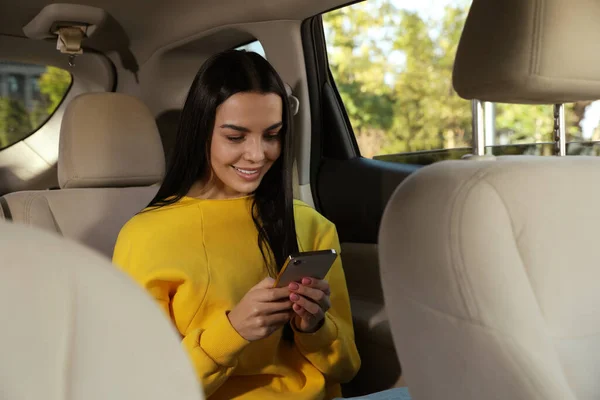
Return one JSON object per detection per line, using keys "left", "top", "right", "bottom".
{"left": 0, "top": 197, "right": 12, "bottom": 221}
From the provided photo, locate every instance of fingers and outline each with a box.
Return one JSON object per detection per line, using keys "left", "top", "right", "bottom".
{"left": 252, "top": 283, "right": 291, "bottom": 302}
{"left": 300, "top": 277, "right": 331, "bottom": 295}
{"left": 292, "top": 285, "right": 330, "bottom": 310}
{"left": 290, "top": 292, "right": 323, "bottom": 318}
{"left": 260, "top": 311, "right": 292, "bottom": 328}
{"left": 260, "top": 286, "right": 294, "bottom": 302}
{"left": 292, "top": 302, "right": 308, "bottom": 318}
{"left": 252, "top": 277, "right": 277, "bottom": 290}
{"left": 288, "top": 280, "right": 331, "bottom": 312}
{"left": 262, "top": 300, "right": 294, "bottom": 314}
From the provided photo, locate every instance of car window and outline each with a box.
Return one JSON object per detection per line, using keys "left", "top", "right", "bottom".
{"left": 322, "top": 1, "right": 600, "bottom": 163}
{"left": 236, "top": 40, "right": 266, "bottom": 59}
{"left": 0, "top": 62, "right": 72, "bottom": 150}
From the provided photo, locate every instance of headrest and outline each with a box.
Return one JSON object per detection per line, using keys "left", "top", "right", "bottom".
{"left": 0, "top": 221, "right": 204, "bottom": 399}
{"left": 453, "top": 0, "right": 600, "bottom": 104}
{"left": 58, "top": 92, "right": 165, "bottom": 189}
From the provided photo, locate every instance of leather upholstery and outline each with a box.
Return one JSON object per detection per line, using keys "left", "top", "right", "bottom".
{"left": 1, "top": 187, "right": 157, "bottom": 257}
{"left": 453, "top": 0, "right": 600, "bottom": 104}
{"left": 0, "top": 220, "right": 204, "bottom": 400}
{"left": 58, "top": 92, "right": 165, "bottom": 189}
{"left": 1, "top": 93, "right": 163, "bottom": 258}
{"left": 379, "top": 156, "right": 600, "bottom": 400}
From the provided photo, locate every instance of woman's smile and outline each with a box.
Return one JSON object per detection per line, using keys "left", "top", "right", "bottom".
{"left": 232, "top": 166, "right": 262, "bottom": 181}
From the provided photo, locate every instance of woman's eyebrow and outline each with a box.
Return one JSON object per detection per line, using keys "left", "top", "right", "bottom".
{"left": 264, "top": 122, "right": 283, "bottom": 132}
{"left": 220, "top": 124, "right": 250, "bottom": 133}
{"left": 220, "top": 122, "right": 283, "bottom": 133}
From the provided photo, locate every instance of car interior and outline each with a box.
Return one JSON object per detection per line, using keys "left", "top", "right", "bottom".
{"left": 1, "top": 0, "right": 600, "bottom": 398}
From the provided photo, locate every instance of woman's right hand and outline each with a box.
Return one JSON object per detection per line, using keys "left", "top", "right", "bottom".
{"left": 227, "top": 277, "right": 293, "bottom": 342}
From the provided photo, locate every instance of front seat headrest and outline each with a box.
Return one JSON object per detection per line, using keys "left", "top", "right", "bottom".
{"left": 453, "top": 0, "right": 600, "bottom": 104}
{"left": 0, "top": 221, "right": 204, "bottom": 399}
{"left": 58, "top": 92, "right": 166, "bottom": 189}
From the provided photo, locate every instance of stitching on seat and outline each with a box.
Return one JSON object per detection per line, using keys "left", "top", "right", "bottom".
{"left": 530, "top": 0, "right": 544, "bottom": 76}
{"left": 24, "top": 194, "right": 37, "bottom": 225}
{"left": 42, "top": 196, "right": 63, "bottom": 234}
{"left": 447, "top": 164, "right": 498, "bottom": 321}
{"left": 480, "top": 179, "right": 547, "bottom": 324}
{"left": 23, "top": 194, "right": 63, "bottom": 234}
{"left": 480, "top": 178, "right": 577, "bottom": 398}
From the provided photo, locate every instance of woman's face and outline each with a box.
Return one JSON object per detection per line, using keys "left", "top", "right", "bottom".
{"left": 207, "top": 91, "right": 283, "bottom": 199}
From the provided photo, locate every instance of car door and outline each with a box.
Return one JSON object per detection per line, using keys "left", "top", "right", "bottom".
{"left": 300, "top": 2, "right": 478, "bottom": 395}
{"left": 301, "top": 2, "right": 600, "bottom": 396}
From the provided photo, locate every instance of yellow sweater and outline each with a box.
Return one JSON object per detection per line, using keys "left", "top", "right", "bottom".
{"left": 112, "top": 196, "right": 361, "bottom": 399}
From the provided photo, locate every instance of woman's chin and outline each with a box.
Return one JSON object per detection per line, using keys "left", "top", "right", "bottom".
{"left": 224, "top": 181, "right": 261, "bottom": 197}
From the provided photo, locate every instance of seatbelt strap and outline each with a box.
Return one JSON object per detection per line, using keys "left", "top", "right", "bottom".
{"left": 0, "top": 197, "right": 12, "bottom": 221}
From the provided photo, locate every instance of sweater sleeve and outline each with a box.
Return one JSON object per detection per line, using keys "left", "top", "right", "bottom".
{"left": 112, "top": 223, "right": 250, "bottom": 397}
{"left": 292, "top": 222, "right": 361, "bottom": 384}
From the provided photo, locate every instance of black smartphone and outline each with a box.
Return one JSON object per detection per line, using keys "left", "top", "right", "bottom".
{"left": 273, "top": 249, "right": 338, "bottom": 288}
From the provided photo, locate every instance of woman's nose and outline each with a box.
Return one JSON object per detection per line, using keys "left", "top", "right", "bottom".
{"left": 243, "top": 137, "right": 266, "bottom": 163}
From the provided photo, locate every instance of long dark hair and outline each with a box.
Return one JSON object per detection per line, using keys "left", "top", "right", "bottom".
{"left": 149, "top": 49, "right": 299, "bottom": 293}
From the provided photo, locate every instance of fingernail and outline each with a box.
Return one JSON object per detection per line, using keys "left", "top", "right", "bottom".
{"left": 290, "top": 293, "right": 300, "bottom": 301}
{"left": 289, "top": 282, "right": 299, "bottom": 290}
{"left": 302, "top": 278, "right": 312, "bottom": 285}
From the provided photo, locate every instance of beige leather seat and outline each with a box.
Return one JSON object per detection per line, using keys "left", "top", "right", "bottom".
{"left": 379, "top": 1, "right": 600, "bottom": 399}
{"left": 380, "top": 156, "right": 600, "bottom": 400}
{"left": 0, "top": 92, "right": 164, "bottom": 257}
{"left": 0, "top": 220, "right": 204, "bottom": 399}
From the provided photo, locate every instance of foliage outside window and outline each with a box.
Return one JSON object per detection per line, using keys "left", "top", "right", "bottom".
{"left": 323, "top": 0, "right": 600, "bottom": 159}
{"left": 0, "top": 63, "right": 72, "bottom": 150}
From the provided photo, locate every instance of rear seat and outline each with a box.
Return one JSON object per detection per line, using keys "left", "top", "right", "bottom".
{"left": 0, "top": 92, "right": 165, "bottom": 258}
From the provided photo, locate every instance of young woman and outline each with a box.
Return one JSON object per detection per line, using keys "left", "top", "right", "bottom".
{"left": 112, "top": 49, "right": 360, "bottom": 399}
{"left": 113, "top": 50, "right": 411, "bottom": 400}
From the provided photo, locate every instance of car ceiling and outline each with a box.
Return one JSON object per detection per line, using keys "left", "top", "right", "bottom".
{"left": 1, "top": 0, "right": 351, "bottom": 61}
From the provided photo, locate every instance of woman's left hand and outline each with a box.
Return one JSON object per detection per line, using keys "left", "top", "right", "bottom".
{"left": 288, "top": 277, "right": 331, "bottom": 333}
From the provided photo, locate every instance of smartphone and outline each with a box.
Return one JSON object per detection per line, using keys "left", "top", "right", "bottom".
{"left": 273, "top": 249, "right": 338, "bottom": 288}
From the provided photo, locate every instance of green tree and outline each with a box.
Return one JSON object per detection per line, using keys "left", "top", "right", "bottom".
{"left": 38, "top": 66, "right": 71, "bottom": 114}
{"left": 0, "top": 98, "right": 32, "bottom": 148}
{"left": 0, "top": 66, "right": 70, "bottom": 149}
{"left": 386, "top": 6, "right": 472, "bottom": 154}
{"left": 325, "top": 2, "right": 473, "bottom": 157}
{"left": 323, "top": 1, "right": 587, "bottom": 158}
{"left": 495, "top": 102, "right": 587, "bottom": 144}
{"left": 29, "top": 100, "right": 49, "bottom": 129}
{"left": 324, "top": 1, "right": 397, "bottom": 157}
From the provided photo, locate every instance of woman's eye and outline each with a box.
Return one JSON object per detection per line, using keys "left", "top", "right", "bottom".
{"left": 227, "top": 136, "right": 244, "bottom": 143}
{"left": 264, "top": 132, "right": 281, "bottom": 141}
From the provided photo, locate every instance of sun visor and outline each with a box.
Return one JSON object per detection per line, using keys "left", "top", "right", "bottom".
{"left": 22, "top": 3, "right": 139, "bottom": 74}
{"left": 23, "top": 3, "right": 106, "bottom": 40}
{"left": 453, "top": 0, "right": 600, "bottom": 104}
